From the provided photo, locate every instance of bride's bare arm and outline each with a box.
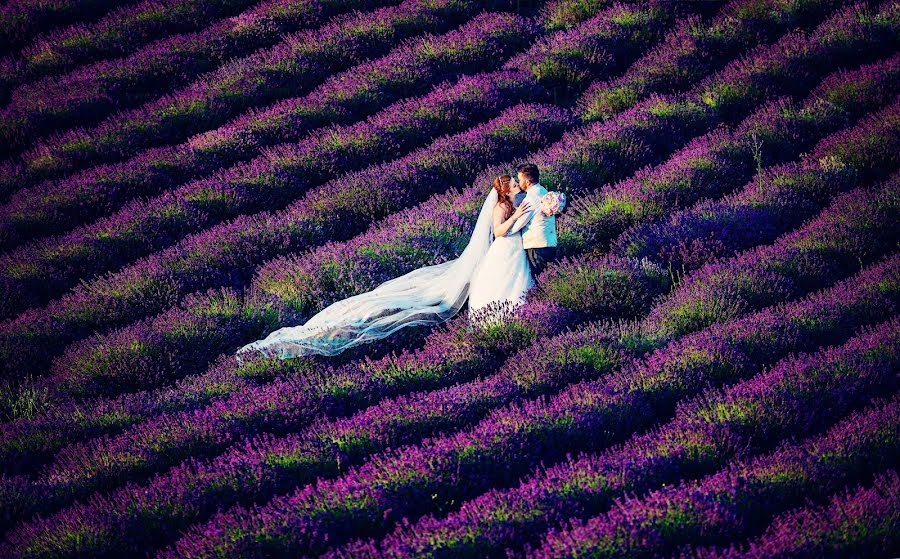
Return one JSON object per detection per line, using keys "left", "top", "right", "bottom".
{"left": 493, "top": 200, "right": 531, "bottom": 238}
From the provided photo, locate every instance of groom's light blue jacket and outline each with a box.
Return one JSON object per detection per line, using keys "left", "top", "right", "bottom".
{"left": 509, "top": 182, "right": 557, "bottom": 249}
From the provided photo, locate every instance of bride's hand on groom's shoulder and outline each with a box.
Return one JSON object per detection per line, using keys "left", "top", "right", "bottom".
{"left": 513, "top": 200, "right": 531, "bottom": 218}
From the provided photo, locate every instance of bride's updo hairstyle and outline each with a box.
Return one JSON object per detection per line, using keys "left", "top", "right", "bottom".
{"left": 493, "top": 174, "right": 514, "bottom": 220}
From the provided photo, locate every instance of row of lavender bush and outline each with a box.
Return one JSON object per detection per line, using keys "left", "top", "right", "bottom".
{"left": 696, "top": 467, "right": 899, "bottom": 559}
{"left": 0, "top": 0, "right": 121, "bottom": 50}
{"left": 0, "top": 0, "right": 258, "bottom": 103}
{"left": 315, "top": 252, "right": 900, "bottom": 559}
{"left": 528, "top": 331, "right": 899, "bottom": 559}
{"left": 0, "top": 0, "right": 412, "bottom": 154}
{"left": 143, "top": 188, "right": 900, "bottom": 558}
{"left": 4, "top": 249, "right": 897, "bottom": 558}
{"left": 0, "top": 0, "right": 517, "bottom": 234}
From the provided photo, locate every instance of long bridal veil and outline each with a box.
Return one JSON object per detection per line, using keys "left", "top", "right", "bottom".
{"left": 236, "top": 187, "right": 499, "bottom": 361}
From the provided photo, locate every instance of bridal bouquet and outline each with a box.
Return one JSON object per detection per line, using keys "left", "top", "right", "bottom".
{"left": 540, "top": 191, "right": 566, "bottom": 216}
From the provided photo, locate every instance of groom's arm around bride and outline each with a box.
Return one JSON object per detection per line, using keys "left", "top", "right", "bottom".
{"left": 509, "top": 163, "right": 557, "bottom": 278}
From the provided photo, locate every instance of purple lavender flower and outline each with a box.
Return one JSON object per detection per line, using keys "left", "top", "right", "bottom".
{"left": 530, "top": 336, "right": 900, "bottom": 558}
{"left": 693, "top": 468, "right": 900, "bottom": 559}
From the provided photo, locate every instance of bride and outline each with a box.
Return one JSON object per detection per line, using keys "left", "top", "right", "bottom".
{"left": 236, "top": 174, "right": 535, "bottom": 362}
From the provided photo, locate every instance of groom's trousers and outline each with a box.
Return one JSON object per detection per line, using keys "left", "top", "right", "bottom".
{"left": 526, "top": 246, "right": 557, "bottom": 279}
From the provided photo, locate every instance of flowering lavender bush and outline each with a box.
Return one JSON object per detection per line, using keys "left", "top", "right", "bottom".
{"left": 0, "top": 0, "right": 259, "bottom": 106}
{"left": 0, "top": 1, "right": 896, "bottom": 556}
{"left": 0, "top": 0, "right": 123, "bottom": 52}
{"left": 0, "top": 0, "right": 459, "bottom": 153}
{"left": 530, "top": 322, "right": 899, "bottom": 558}
{"left": 692, "top": 467, "right": 900, "bottom": 559}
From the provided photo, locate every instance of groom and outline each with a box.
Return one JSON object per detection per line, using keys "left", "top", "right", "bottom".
{"left": 510, "top": 162, "right": 557, "bottom": 278}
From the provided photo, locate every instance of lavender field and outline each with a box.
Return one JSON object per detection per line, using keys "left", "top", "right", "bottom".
{"left": 0, "top": 0, "right": 897, "bottom": 557}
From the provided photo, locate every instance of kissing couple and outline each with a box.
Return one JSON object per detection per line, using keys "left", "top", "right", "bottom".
{"left": 237, "top": 162, "right": 561, "bottom": 362}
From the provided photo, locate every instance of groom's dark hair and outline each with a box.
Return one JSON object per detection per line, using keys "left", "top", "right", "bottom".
{"left": 516, "top": 163, "right": 539, "bottom": 183}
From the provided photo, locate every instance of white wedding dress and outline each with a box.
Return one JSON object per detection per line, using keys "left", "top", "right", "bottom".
{"left": 236, "top": 188, "right": 534, "bottom": 362}
{"left": 467, "top": 216, "right": 534, "bottom": 326}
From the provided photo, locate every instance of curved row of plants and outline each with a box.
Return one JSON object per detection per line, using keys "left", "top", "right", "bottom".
{"left": 613, "top": 97, "right": 900, "bottom": 272}
{"left": 0, "top": 0, "right": 123, "bottom": 51}
{"left": 0, "top": 0, "right": 259, "bottom": 105}
{"left": 0, "top": 0, "right": 419, "bottom": 154}
{"left": 528, "top": 332, "right": 898, "bottom": 559}
{"left": 696, "top": 466, "right": 900, "bottom": 558}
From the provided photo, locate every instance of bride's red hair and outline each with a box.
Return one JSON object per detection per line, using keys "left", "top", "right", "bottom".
{"left": 493, "top": 175, "right": 514, "bottom": 220}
